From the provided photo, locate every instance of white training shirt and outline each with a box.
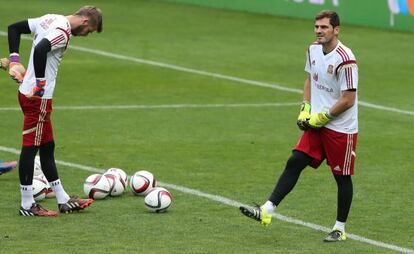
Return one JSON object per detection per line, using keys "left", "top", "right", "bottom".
{"left": 19, "top": 14, "right": 72, "bottom": 99}
{"left": 305, "top": 40, "right": 358, "bottom": 134}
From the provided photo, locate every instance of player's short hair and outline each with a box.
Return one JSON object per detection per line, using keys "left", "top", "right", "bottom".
{"left": 74, "top": 6, "right": 103, "bottom": 33}
{"left": 315, "top": 10, "right": 340, "bottom": 28}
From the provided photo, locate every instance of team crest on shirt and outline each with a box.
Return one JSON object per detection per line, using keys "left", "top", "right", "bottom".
{"left": 313, "top": 72, "right": 318, "bottom": 81}
{"left": 327, "top": 64, "right": 334, "bottom": 74}
{"left": 312, "top": 60, "right": 316, "bottom": 65}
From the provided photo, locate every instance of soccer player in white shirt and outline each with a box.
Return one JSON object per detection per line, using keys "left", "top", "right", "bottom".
{"left": 240, "top": 10, "right": 358, "bottom": 242}
{"left": 3, "top": 6, "right": 103, "bottom": 216}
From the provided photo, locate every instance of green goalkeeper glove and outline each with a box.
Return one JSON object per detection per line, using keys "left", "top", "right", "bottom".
{"left": 297, "top": 102, "right": 311, "bottom": 131}
{"left": 305, "top": 112, "right": 334, "bottom": 129}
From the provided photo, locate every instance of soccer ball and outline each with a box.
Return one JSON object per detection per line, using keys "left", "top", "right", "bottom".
{"left": 32, "top": 176, "right": 48, "bottom": 201}
{"left": 103, "top": 172, "right": 125, "bottom": 197}
{"left": 106, "top": 168, "right": 128, "bottom": 191}
{"left": 83, "top": 174, "right": 111, "bottom": 199}
{"left": 144, "top": 187, "right": 172, "bottom": 213}
{"left": 103, "top": 172, "right": 116, "bottom": 191}
{"left": 34, "top": 156, "right": 44, "bottom": 177}
{"left": 130, "top": 170, "right": 157, "bottom": 196}
{"left": 36, "top": 174, "right": 55, "bottom": 198}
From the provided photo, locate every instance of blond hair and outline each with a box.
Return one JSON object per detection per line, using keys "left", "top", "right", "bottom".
{"left": 74, "top": 6, "right": 103, "bottom": 32}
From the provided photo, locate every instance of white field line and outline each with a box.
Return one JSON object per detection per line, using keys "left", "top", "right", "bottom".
{"left": 0, "top": 145, "right": 413, "bottom": 254}
{"left": 0, "top": 31, "right": 413, "bottom": 117}
{"left": 0, "top": 102, "right": 299, "bottom": 111}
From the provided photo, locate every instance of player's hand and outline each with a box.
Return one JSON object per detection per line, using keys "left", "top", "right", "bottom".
{"left": 305, "top": 112, "right": 333, "bottom": 129}
{"left": 0, "top": 58, "right": 10, "bottom": 70}
{"left": 297, "top": 102, "right": 311, "bottom": 131}
{"left": 27, "top": 79, "right": 46, "bottom": 99}
{"left": 9, "top": 62, "right": 26, "bottom": 84}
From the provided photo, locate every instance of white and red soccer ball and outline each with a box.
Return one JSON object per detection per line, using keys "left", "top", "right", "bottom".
{"left": 32, "top": 176, "right": 48, "bottom": 201}
{"left": 130, "top": 170, "right": 157, "bottom": 196}
{"left": 144, "top": 187, "right": 173, "bottom": 213}
{"left": 103, "top": 171, "right": 125, "bottom": 197}
{"left": 83, "top": 174, "right": 111, "bottom": 199}
{"left": 106, "top": 168, "right": 128, "bottom": 195}
{"left": 32, "top": 157, "right": 55, "bottom": 198}
{"left": 33, "top": 156, "right": 43, "bottom": 177}
{"left": 106, "top": 168, "right": 128, "bottom": 187}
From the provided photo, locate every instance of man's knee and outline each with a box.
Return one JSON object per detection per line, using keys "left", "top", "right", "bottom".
{"left": 285, "top": 151, "right": 312, "bottom": 172}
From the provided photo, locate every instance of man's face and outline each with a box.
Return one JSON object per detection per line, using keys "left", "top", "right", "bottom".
{"left": 72, "top": 19, "right": 96, "bottom": 37}
{"left": 314, "top": 17, "right": 339, "bottom": 45}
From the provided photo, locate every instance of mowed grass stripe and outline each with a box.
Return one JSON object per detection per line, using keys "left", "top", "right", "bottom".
{"left": 1, "top": 145, "right": 413, "bottom": 254}
{"left": 0, "top": 31, "right": 413, "bottom": 117}
{"left": 0, "top": 102, "right": 299, "bottom": 111}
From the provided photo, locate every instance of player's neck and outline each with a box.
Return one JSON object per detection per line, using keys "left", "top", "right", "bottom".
{"left": 322, "top": 38, "right": 338, "bottom": 55}
{"left": 66, "top": 15, "right": 82, "bottom": 28}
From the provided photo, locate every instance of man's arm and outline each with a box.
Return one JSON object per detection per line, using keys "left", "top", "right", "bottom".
{"left": 329, "top": 90, "right": 356, "bottom": 117}
{"left": 29, "top": 39, "right": 52, "bottom": 98}
{"left": 7, "top": 20, "right": 31, "bottom": 84}
{"left": 303, "top": 73, "right": 311, "bottom": 103}
{"left": 33, "top": 39, "right": 51, "bottom": 78}
{"left": 8, "top": 20, "right": 31, "bottom": 54}
{"left": 297, "top": 73, "right": 312, "bottom": 131}
{"left": 305, "top": 89, "right": 356, "bottom": 129}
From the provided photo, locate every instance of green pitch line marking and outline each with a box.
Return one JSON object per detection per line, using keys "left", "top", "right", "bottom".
{"left": 0, "top": 31, "right": 413, "bottom": 117}
{"left": 0, "top": 145, "right": 413, "bottom": 254}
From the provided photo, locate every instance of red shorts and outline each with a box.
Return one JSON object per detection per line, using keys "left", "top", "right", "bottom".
{"left": 18, "top": 92, "right": 54, "bottom": 147}
{"left": 295, "top": 127, "right": 357, "bottom": 175}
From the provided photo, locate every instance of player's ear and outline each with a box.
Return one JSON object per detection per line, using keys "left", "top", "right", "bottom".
{"left": 334, "top": 26, "right": 340, "bottom": 36}
{"left": 81, "top": 17, "right": 89, "bottom": 26}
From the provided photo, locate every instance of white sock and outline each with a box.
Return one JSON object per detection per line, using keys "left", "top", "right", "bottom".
{"left": 333, "top": 220, "right": 346, "bottom": 233}
{"left": 20, "top": 185, "right": 35, "bottom": 209}
{"left": 49, "top": 179, "right": 70, "bottom": 204}
{"left": 261, "top": 200, "right": 276, "bottom": 213}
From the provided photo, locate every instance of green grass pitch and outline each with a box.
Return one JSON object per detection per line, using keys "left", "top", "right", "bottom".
{"left": 0, "top": 0, "right": 413, "bottom": 253}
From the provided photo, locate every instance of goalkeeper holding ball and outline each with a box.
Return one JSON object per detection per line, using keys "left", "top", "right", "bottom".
{"left": 240, "top": 10, "right": 358, "bottom": 242}
{"left": 1, "top": 6, "right": 103, "bottom": 216}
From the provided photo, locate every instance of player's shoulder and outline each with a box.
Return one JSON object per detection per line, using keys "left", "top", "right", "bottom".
{"left": 36, "top": 14, "right": 69, "bottom": 30}
{"left": 307, "top": 41, "right": 322, "bottom": 51}
{"left": 334, "top": 41, "right": 356, "bottom": 62}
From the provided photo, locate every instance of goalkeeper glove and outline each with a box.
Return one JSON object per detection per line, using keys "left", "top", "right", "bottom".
{"left": 305, "top": 111, "right": 334, "bottom": 129}
{"left": 297, "top": 102, "right": 311, "bottom": 131}
{"left": 28, "top": 78, "right": 46, "bottom": 99}
{"left": 8, "top": 53, "right": 26, "bottom": 84}
{"left": 0, "top": 57, "right": 10, "bottom": 70}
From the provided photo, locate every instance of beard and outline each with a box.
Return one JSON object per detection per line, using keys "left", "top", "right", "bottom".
{"left": 71, "top": 25, "right": 87, "bottom": 36}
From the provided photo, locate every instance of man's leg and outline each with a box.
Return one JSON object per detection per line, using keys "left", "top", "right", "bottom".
{"left": 321, "top": 128, "right": 357, "bottom": 241}
{"left": 324, "top": 174, "right": 353, "bottom": 242}
{"left": 19, "top": 146, "right": 39, "bottom": 209}
{"left": 267, "top": 150, "right": 313, "bottom": 207}
{"left": 239, "top": 151, "right": 312, "bottom": 225}
{"left": 18, "top": 95, "right": 59, "bottom": 216}
{"left": 39, "top": 140, "right": 94, "bottom": 213}
{"left": 18, "top": 145, "right": 57, "bottom": 216}
{"left": 334, "top": 174, "right": 353, "bottom": 225}
{"left": 39, "top": 141, "right": 70, "bottom": 204}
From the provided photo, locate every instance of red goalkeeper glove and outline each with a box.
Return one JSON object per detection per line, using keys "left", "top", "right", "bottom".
{"left": 28, "top": 78, "right": 46, "bottom": 99}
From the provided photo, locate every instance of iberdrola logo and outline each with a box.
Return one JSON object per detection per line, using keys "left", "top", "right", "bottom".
{"left": 388, "top": 0, "right": 414, "bottom": 26}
